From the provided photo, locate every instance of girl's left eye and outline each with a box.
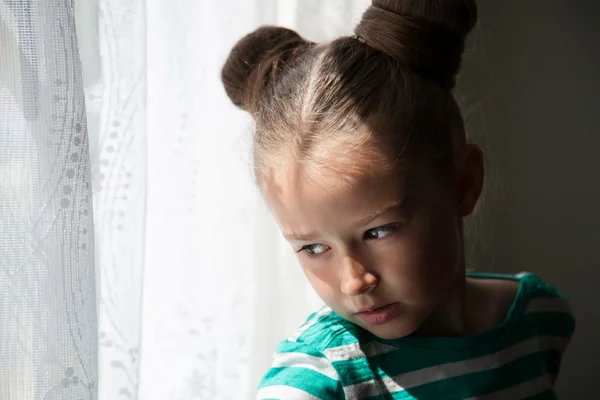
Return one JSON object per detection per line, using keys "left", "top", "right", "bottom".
{"left": 364, "top": 224, "right": 400, "bottom": 240}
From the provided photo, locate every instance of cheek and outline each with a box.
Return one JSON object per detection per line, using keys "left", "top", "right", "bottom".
{"left": 301, "top": 264, "right": 340, "bottom": 304}
{"left": 385, "top": 211, "right": 460, "bottom": 300}
{"left": 419, "top": 212, "right": 461, "bottom": 289}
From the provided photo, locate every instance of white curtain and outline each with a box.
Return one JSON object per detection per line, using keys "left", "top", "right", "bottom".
{"left": 0, "top": 0, "right": 369, "bottom": 399}
{"left": 0, "top": 1, "right": 97, "bottom": 399}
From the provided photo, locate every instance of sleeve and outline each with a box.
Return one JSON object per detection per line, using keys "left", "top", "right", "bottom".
{"left": 256, "top": 340, "right": 344, "bottom": 400}
{"left": 520, "top": 272, "right": 576, "bottom": 384}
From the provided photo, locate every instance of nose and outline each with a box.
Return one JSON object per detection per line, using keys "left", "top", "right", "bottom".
{"left": 340, "top": 256, "right": 378, "bottom": 296}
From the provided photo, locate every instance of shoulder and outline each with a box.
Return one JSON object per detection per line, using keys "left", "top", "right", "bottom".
{"left": 468, "top": 272, "right": 521, "bottom": 331}
{"left": 257, "top": 341, "right": 343, "bottom": 399}
{"left": 517, "top": 271, "right": 566, "bottom": 299}
{"left": 287, "top": 305, "right": 362, "bottom": 350}
{"left": 257, "top": 306, "right": 356, "bottom": 399}
{"left": 468, "top": 271, "right": 575, "bottom": 339}
{"left": 517, "top": 272, "right": 576, "bottom": 335}
{"left": 514, "top": 272, "right": 577, "bottom": 384}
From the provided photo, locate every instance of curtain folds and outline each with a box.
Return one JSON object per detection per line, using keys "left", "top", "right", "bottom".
{"left": 0, "top": 0, "right": 369, "bottom": 398}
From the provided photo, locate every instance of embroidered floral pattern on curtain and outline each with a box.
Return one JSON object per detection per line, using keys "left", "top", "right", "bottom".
{"left": 1, "top": 0, "right": 369, "bottom": 399}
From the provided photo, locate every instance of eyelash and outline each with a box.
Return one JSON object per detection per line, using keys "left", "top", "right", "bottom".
{"left": 296, "top": 224, "right": 401, "bottom": 258}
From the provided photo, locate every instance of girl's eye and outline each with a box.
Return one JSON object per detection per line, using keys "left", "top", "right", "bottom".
{"left": 364, "top": 224, "right": 400, "bottom": 240}
{"left": 297, "top": 224, "right": 400, "bottom": 257}
{"left": 298, "top": 244, "right": 329, "bottom": 257}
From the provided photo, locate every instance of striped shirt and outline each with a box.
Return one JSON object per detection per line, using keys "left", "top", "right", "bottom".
{"left": 257, "top": 272, "right": 575, "bottom": 399}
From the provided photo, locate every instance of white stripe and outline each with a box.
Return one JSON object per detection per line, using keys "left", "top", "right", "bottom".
{"left": 271, "top": 352, "right": 339, "bottom": 381}
{"left": 257, "top": 385, "right": 320, "bottom": 400}
{"left": 525, "top": 297, "right": 571, "bottom": 315}
{"left": 288, "top": 306, "right": 332, "bottom": 342}
{"left": 323, "top": 340, "right": 397, "bottom": 362}
{"left": 515, "top": 271, "right": 531, "bottom": 278}
{"left": 465, "top": 375, "right": 552, "bottom": 399}
{"left": 343, "top": 336, "right": 568, "bottom": 399}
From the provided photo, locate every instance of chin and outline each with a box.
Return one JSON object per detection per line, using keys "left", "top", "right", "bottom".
{"left": 366, "top": 323, "right": 419, "bottom": 340}
{"left": 351, "top": 316, "right": 421, "bottom": 340}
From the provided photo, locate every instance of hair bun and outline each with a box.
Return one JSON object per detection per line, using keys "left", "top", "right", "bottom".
{"left": 221, "top": 26, "right": 312, "bottom": 112}
{"left": 354, "top": 0, "right": 477, "bottom": 90}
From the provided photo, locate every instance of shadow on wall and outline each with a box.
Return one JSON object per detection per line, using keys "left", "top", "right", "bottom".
{"left": 459, "top": 1, "right": 600, "bottom": 398}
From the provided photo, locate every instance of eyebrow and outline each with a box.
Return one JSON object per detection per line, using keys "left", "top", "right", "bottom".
{"left": 283, "top": 199, "right": 405, "bottom": 242}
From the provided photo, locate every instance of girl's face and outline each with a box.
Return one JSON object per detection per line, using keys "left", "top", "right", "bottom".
{"left": 261, "top": 146, "right": 481, "bottom": 340}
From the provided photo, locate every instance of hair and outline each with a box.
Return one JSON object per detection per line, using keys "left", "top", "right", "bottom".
{"left": 221, "top": 0, "right": 478, "bottom": 189}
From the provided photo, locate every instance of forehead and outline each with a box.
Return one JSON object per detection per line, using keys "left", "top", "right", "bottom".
{"left": 260, "top": 158, "right": 411, "bottom": 232}
{"left": 260, "top": 130, "right": 403, "bottom": 203}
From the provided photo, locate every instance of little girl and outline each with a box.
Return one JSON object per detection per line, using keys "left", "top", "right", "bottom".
{"left": 221, "top": 1, "right": 575, "bottom": 398}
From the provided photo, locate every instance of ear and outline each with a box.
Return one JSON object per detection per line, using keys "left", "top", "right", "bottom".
{"left": 455, "top": 143, "right": 484, "bottom": 217}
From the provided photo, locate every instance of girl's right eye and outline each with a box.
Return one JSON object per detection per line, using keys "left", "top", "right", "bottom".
{"left": 297, "top": 244, "right": 329, "bottom": 257}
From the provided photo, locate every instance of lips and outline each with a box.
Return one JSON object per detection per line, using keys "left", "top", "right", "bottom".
{"left": 354, "top": 302, "right": 401, "bottom": 325}
{"left": 356, "top": 304, "right": 390, "bottom": 314}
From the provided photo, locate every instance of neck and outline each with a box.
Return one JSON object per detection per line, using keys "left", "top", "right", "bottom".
{"left": 414, "top": 270, "right": 470, "bottom": 337}
{"left": 412, "top": 229, "right": 474, "bottom": 338}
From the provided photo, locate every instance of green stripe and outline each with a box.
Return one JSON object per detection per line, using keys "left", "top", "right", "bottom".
{"left": 523, "top": 389, "right": 558, "bottom": 400}
{"left": 298, "top": 313, "right": 360, "bottom": 348}
{"left": 526, "top": 313, "right": 575, "bottom": 338}
{"left": 364, "top": 350, "right": 552, "bottom": 400}
{"left": 523, "top": 275, "right": 561, "bottom": 298}
{"left": 540, "top": 351, "right": 562, "bottom": 375}
{"left": 330, "top": 312, "right": 573, "bottom": 386}
{"left": 275, "top": 341, "right": 328, "bottom": 358}
{"left": 343, "top": 326, "right": 567, "bottom": 383}
{"left": 329, "top": 356, "right": 374, "bottom": 386}
{"left": 466, "top": 272, "right": 522, "bottom": 280}
{"left": 258, "top": 367, "right": 343, "bottom": 398}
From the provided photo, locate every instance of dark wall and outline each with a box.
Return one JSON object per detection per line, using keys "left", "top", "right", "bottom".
{"left": 459, "top": 2, "right": 600, "bottom": 397}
